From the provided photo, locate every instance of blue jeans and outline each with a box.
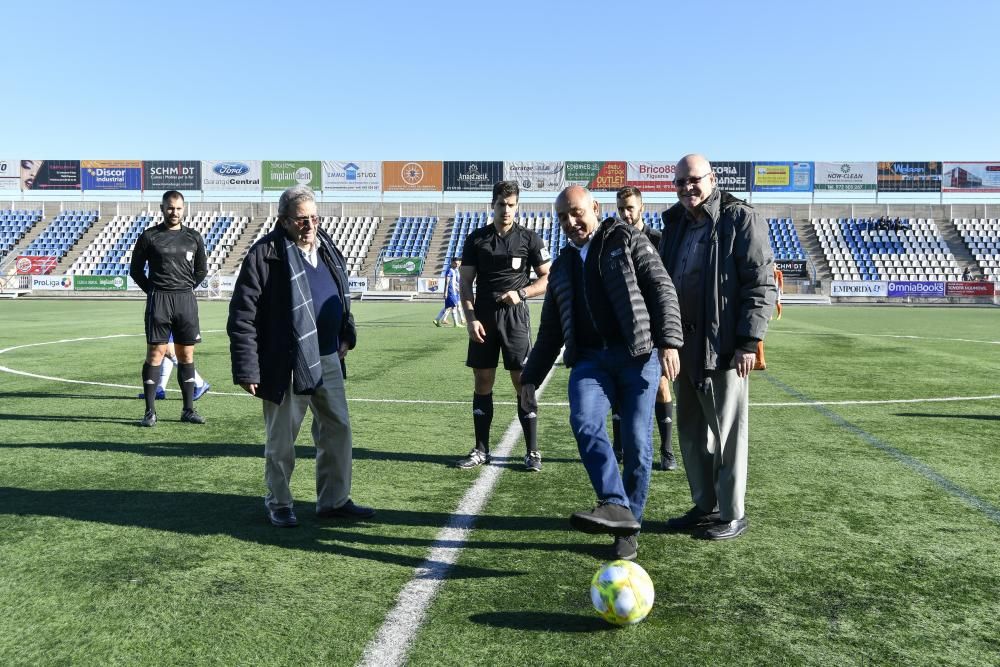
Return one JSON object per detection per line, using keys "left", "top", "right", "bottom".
{"left": 568, "top": 345, "right": 660, "bottom": 522}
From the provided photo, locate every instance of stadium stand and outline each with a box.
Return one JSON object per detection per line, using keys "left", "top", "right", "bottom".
{"left": 384, "top": 215, "right": 437, "bottom": 261}
{"left": 812, "top": 217, "right": 962, "bottom": 282}
{"left": 21, "top": 210, "right": 97, "bottom": 261}
{"left": 953, "top": 218, "right": 1000, "bottom": 283}
{"left": 234, "top": 214, "right": 378, "bottom": 277}
{"left": 0, "top": 209, "right": 43, "bottom": 261}
{"left": 67, "top": 210, "right": 248, "bottom": 276}
{"left": 768, "top": 217, "right": 806, "bottom": 260}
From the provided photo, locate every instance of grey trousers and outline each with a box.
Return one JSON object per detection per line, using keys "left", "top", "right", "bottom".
{"left": 262, "top": 354, "right": 353, "bottom": 512}
{"left": 674, "top": 368, "right": 749, "bottom": 521}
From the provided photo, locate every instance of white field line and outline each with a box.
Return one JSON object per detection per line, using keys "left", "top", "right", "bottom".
{"left": 2, "top": 333, "right": 998, "bottom": 411}
{"left": 356, "top": 368, "right": 557, "bottom": 667}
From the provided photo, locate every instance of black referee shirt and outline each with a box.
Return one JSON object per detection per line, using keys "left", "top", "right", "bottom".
{"left": 129, "top": 223, "right": 208, "bottom": 293}
{"left": 461, "top": 223, "right": 550, "bottom": 301}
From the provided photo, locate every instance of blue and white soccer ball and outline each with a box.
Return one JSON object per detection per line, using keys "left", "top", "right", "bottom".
{"left": 590, "top": 560, "right": 655, "bottom": 625}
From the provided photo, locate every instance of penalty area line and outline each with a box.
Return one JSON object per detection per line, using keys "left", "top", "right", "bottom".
{"left": 357, "top": 367, "right": 558, "bottom": 667}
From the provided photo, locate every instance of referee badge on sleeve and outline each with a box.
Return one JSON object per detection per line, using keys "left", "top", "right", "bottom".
{"left": 540, "top": 248, "right": 551, "bottom": 262}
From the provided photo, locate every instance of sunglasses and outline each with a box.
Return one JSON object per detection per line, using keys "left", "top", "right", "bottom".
{"left": 673, "top": 173, "right": 712, "bottom": 188}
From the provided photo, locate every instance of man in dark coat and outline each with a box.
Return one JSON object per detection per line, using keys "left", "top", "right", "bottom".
{"left": 228, "top": 185, "right": 374, "bottom": 528}
{"left": 520, "top": 185, "right": 683, "bottom": 561}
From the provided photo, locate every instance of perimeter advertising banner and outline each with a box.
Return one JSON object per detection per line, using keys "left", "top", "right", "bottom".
{"left": 261, "top": 160, "right": 322, "bottom": 191}
{"left": 830, "top": 281, "right": 888, "bottom": 297}
{"left": 941, "top": 162, "right": 1000, "bottom": 192}
{"left": 348, "top": 276, "right": 368, "bottom": 293}
{"left": 712, "top": 161, "right": 752, "bottom": 191}
{"left": 443, "top": 161, "right": 503, "bottom": 192}
{"left": 382, "top": 257, "right": 424, "bottom": 275}
{"left": 30, "top": 274, "right": 74, "bottom": 291}
{"left": 565, "top": 161, "right": 627, "bottom": 191}
{"left": 887, "top": 280, "right": 945, "bottom": 298}
{"left": 382, "top": 161, "right": 444, "bottom": 191}
{"left": 625, "top": 161, "right": 676, "bottom": 192}
{"left": 0, "top": 159, "right": 19, "bottom": 190}
{"left": 20, "top": 159, "right": 81, "bottom": 190}
{"left": 775, "top": 259, "right": 807, "bottom": 277}
{"left": 945, "top": 281, "right": 995, "bottom": 297}
{"left": 503, "top": 161, "right": 566, "bottom": 192}
{"left": 73, "top": 275, "right": 127, "bottom": 291}
{"left": 877, "top": 162, "right": 942, "bottom": 193}
{"left": 144, "top": 161, "right": 201, "bottom": 191}
{"left": 15, "top": 256, "right": 58, "bottom": 274}
{"left": 814, "top": 162, "right": 877, "bottom": 191}
{"left": 752, "top": 162, "right": 814, "bottom": 192}
{"left": 322, "top": 160, "right": 381, "bottom": 192}
{"left": 81, "top": 160, "right": 143, "bottom": 190}
{"left": 201, "top": 160, "right": 262, "bottom": 191}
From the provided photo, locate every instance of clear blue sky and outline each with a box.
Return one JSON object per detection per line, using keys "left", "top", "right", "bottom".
{"left": 4, "top": 0, "right": 999, "bottom": 161}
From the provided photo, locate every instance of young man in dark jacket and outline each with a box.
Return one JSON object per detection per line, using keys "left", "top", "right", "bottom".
{"left": 520, "top": 185, "right": 683, "bottom": 560}
{"left": 228, "top": 185, "right": 373, "bottom": 528}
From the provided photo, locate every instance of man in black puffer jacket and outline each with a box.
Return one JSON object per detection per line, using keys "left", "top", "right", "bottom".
{"left": 520, "top": 185, "right": 683, "bottom": 561}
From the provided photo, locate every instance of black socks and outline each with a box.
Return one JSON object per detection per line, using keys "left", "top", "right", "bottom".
{"left": 472, "top": 392, "right": 494, "bottom": 454}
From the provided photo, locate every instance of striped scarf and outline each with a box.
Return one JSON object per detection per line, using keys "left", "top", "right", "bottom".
{"left": 283, "top": 237, "right": 323, "bottom": 395}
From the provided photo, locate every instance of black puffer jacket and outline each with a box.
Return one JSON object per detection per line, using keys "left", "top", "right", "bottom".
{"left": 227, "top": 227, "right": 357, "bottom": 405}
{"left": 520, "top": 218, "right": 683, "bottom": 386}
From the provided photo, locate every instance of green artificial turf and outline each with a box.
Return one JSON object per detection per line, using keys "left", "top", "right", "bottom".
{"left": 1, "top": 301, "right": 998, "bottom": 666}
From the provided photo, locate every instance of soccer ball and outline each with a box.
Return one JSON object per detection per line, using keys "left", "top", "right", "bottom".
{"left": 590, "top": 560, "right": 655, "bottom": 625}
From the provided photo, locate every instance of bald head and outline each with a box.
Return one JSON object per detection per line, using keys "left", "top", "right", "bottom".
{"left": 556, "top": 185, "right": 601, "bottom": 246}
{"left": 675, "top": 153, "right": 716, "bottom": 213}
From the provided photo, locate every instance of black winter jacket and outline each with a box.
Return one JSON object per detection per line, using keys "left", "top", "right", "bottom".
{"left": 658, "top": 189, "right": 775, "bottom": 374}
{"left": 227, "top": 228, "right": 357, "bottom": 405}
{"left": 520, "top": 218, "right": 683, "bottom": 387}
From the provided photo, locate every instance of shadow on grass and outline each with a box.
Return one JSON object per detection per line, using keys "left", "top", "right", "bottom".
{"left": 0, "top": 441, "right": 582, "bottom": 465}
{"left": 317, "top": 527, "right": 611, "bottom": 559}
{"left": 0, "top": 392, "right": 134, "bottom": 401}
{"left": 895, "top": 412, "right": 1000, "bottom": 421}
{"left": 469, "top": 611, "right": 610, "bottom": 633}
{"left": 0, "top": 413, "right": 139, "bottom": 425}
{"left": 0, "top": 487, "right": 541, "bottom": 579}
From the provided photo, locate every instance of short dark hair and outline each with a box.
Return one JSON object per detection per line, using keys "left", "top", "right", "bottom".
{"left": 161, "top": 190, "right": 184, "bottom": 204}
{"left": 492, "top": 180, "right": 519, "bottom": 205}
{"left": 616, "top": 186, "right": 642, "bottom": 202}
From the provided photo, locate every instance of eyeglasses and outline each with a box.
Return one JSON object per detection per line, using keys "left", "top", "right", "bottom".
{"left": 673, "top": 173, "right": 712, "bottom": 188}
{"left": 289, "top": 215, "right": 320, "bottom": 227}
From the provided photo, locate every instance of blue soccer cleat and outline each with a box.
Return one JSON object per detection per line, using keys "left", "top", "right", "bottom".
{"left": 193, "top": 382, "right": 211, "bottom": 401}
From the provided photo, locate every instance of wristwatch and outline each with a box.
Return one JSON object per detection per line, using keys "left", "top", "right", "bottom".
{"left": 517, "top": 288, "right": 527, "bottom": 301}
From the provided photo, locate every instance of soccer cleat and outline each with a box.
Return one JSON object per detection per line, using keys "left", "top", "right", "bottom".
{"left": 317, "top": 499, "right": 376, "bottom": 519}
{"left": 665, "top": 506, "right": 722, "bottom": 531}
{"left": 612, "top": 535, "right": 638, "bottom": 561}
{"left": 432, "top": 319, "right": 441, "bottom": 327}
{"left": 193, "top": 382, "right": 211, "bottom": 401}
{"left": 136, "top": 388, "right": 167, "bottom": 400}
{"left": 267, "top": 506, "right": 299, "bottom": 528}
{"left": 659, "top": 449, "right": 678, "bottom": 471}
{"left": 456, "top": 448, "right": 491, "bottom": 469}
{"left": 524, "top": 451, "right": 542, "bottom": 472}
{"left": 180, "top": 408, "right": 206, "bottom": 425}
{"left": 139, "top": 410, "right": 157, "bottom": 427}
{"left": 570, "top": 501, "right": 640, "bottom": 537}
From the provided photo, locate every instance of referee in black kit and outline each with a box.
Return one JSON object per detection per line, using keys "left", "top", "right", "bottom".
{"left": 456, "top": 180, "right": 551, "bottom": 471}
{"left": 129, "top": 190, "right": 208, "bottom": 427}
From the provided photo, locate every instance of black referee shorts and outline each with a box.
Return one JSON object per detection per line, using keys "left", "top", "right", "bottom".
{"left": 466, "top": 302, "right": 532, "bottom": 371}
{"left": 144, "top": 290, "right": 201, "bottom": 345}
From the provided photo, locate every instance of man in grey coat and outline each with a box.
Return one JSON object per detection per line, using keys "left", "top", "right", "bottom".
{"left": 659, "top": 154, "right": 776, "bottom": 540}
